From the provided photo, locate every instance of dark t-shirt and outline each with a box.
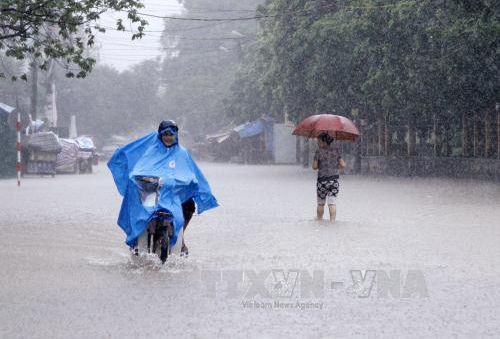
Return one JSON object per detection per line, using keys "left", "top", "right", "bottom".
{"left": 314, "top": 145, "right": 342, "bottom": 179}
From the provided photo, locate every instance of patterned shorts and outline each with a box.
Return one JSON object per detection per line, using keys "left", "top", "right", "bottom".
{"left": 317, "top": 176, "right": 339, "bottom": 205}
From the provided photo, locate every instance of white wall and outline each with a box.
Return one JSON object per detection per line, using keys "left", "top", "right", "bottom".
{"left": 273, "top": 123, "right": 297, "bottom": 164}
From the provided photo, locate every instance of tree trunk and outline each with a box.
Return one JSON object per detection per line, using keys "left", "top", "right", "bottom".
{"left": 352, "top": 119, "right": 362, "bottom": 173}
{"left": 462, "top": 111, "right": 472, "bottom": 157}
{"left": 462, "top": 111, "right": 468, "bottom": 156}
{"left": 377, "top": 117, "right": 383, "bottom": 156}
{"left": 355, "top": 136, "right": 362, "bottom": 173}
{"left": 30, "top": 61, "right": 38, "bottom": 121}
{"left": 484, "top": 110, "right": 491, "bottom": 157}
{"left": 497, "top": 110, "right": 500, "bottom": 159}
{"left": 408, "top": 116, "right": 416, "bottom": 156}
{"left": 366, "top": 127, "right": 371, "bottom": 156}
{"left": 43, "top": 60, "right": 57, "bottom": 128}
{"left": 433, "top": 113, "right": 438, "bottom": 156}
{"left": 384, "top": 115, "right": 391, "bottom": 156}
{"left": 440, "top": 119, "right": 451, "bottom": 157}
{"left": 473, "top": 111, "right": 480, "bottom": 157}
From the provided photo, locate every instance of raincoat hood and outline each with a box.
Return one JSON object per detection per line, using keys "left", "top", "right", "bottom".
{"left": 107, "top": 131, "right": 218, "bottom": 247}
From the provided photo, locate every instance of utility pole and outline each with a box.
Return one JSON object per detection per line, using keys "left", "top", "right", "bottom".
{"left": 43, "top": 60, "right": 57, "bottom": 128}
{"left": 30, "top": 60, "right": 38, "bottom": 121}
{"left": 15, "top": 96, "right": 21, "bottom": 187}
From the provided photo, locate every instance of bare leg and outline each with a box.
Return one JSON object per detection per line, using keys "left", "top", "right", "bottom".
{"left": 181, "top": 199, "right": 195, "bottom": 255}
{"left": 316, "top": 204, "right": 325, "bottom": 220}
{"left": 328, "top": 204, "right": 337, "bottom": 223}
{"left": 181, "top": 221, "right": 190, "bottom": 255}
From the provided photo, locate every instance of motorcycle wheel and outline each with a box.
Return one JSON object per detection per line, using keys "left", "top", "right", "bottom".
{"left": 159, "top": 236, "right": 169, "bottom": 263}
{"left": 157, "top": 224, "right": 170, "bottom": 264}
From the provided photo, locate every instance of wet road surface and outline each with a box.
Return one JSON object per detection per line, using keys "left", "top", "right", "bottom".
{"left": 1, "top": 163, "right": 499, "bottom": 338}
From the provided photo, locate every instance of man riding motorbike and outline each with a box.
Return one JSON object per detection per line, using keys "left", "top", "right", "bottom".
{"left": 108, "top": 120, "right": 218, "bottom": 260}
{"left": 157, "top": 120, "right": 197, "bottom": 255}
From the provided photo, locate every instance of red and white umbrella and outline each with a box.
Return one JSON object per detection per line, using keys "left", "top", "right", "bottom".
{"left": 292, "top": 114, "right": 360, "bottom": 141}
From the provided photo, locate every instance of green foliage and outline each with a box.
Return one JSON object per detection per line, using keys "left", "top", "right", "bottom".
{"left": 0, "top": 53, "right": 31, "bottom": 102}
{"left": 0, "top": 0, "right": 147, "bottom": 78}
{"left": 55, "top": 60, "right": 163, "bottom": 145}
{"left": 159, "top": 0, "right": 264, "bottom": 136}
{"left": 225, "top": 0, "right": 500, "bottom": 135}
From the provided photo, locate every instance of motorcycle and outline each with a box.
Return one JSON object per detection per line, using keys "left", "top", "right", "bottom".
{"left": 132, "top": 176, "right": 182, "bottom": 263}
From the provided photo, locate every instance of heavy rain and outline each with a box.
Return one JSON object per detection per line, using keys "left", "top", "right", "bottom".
{"left": 1, "top": 1, "right": 499, "bottom": 338}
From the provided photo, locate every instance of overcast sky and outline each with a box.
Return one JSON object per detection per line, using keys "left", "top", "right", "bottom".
{"left": 96, "top": 0, "right": 183, "bottom": 71}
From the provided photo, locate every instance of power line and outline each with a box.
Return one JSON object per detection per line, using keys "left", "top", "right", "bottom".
{"left": 122, "top": 1, "right": 417, "bottom": 21}
{"left": 98, "top": 26, "right": 251, "bottom": 40}
{"left": 124, "top": 11, "right": 273, "bottom": 21}
{"left": 98, "top": 18, "right": 231, "bottom": 34}
{"left": 165, "top": 21, "right": 229, "bottom": 33}
{"left": 139, "top": 1, "right": 413, "bottom": 13}
{"left": 137, "top": 1, "right": 256, "bottom": 13}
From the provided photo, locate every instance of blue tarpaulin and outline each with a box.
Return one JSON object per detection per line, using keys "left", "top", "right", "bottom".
{"left": 108, "top": 132, "right": 218, "bottom": 247}
{"left": 234, "top": 120, "right": 264, "bottom": 138}
{"left": 234, "top": 117, "right": 274, "bottom": 153}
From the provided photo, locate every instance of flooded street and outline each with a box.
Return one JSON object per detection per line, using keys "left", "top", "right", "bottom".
{"left": 1, "top": 163, "right": 499, "bottom": 338}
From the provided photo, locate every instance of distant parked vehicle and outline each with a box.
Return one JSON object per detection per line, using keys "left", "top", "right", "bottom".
{"left": 75, "top": 136, "right": 98, "bottom": 173}
{"left": 23, "top": 132, "right": 62, "bottom": 177}
{"left": 55, "top": 138, "right": 79, "bottom": 174}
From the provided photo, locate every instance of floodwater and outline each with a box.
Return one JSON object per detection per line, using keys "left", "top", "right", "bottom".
{"left": 0, "top": 163, "right": 499, "bottom": 338}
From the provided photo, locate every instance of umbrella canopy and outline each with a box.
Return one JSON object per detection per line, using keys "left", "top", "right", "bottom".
{"left": 292, "top": 114, "right": 360, "bottom": 141}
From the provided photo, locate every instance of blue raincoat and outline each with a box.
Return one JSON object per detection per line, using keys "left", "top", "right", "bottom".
{"left": 108, "top": 132, "right": 218, "bottom": 247}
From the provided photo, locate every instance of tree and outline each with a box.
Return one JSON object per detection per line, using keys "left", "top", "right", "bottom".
{"left": 55, "top": 60, "right": 163, "bottom": 145}
{"left": 159, "top": 0, "right": 264, "bottom": 138}
{"left": 0, "top": 0, "right": 147, "bottom": 79}
{"left": 228, "top": 0, "right": 499, "bottom": 158}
